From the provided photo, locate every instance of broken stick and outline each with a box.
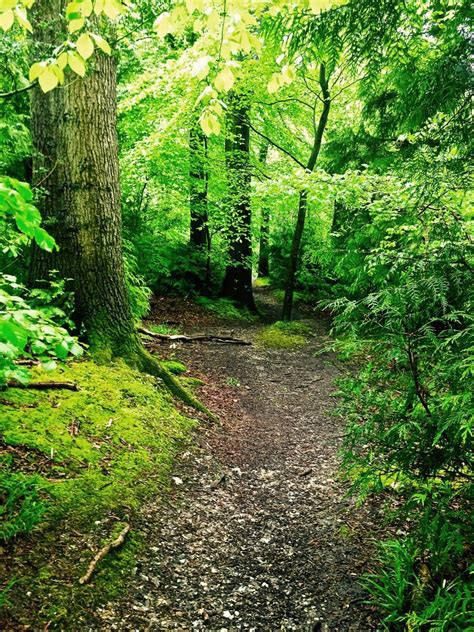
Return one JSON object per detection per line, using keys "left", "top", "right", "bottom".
{"left": 138, "top": 327, "right": 251, "bottom": 345}
{"left": 7, "top": 381, "right": 79, "bottom": 391}
{"left": 79, "top": 523, "right": 130, "bottom": 585}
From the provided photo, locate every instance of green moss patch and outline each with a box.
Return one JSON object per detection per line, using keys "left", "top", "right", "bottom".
{"left": 256, "top": 321, "right": 313, "bottom": 349}
{"left": 162, "top": 359, "right": 187, "bottom": 374}
{"left": 253, "top": 277, "right": 271, "bottom": 288}
{"left": 195, "top": 296, "right": 258, "bottom": 321}
{"left": 0, "top": 359, "right": 196, "bottom": 628}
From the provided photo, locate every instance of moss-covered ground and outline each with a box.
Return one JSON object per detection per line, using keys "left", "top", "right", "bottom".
{"left": 255, "top": 321, "right": 313, "bottom": 349}
{"left": 195, "top": 296, "right": 258, "bottom": 321}
{"left": 0, "top": 359, "right": 196, "bottom": 628}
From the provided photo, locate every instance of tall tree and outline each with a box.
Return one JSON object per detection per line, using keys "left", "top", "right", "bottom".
{"left": 281, "top": 64, "right": 331, "bottom": 321}
{"left": 189, "top": 120, "right": 211, "bottom": 287}
{"left": 221, "top": 93, "right": 256, "bottom": 311}
{"left": 257, "top": 141, "right": 270, "bottom": 278}
{"left": 29, "top": 1, "right": 137, "bottom": 361}
{"left": 189, "top": 121, "right": 210, "bottom": 251}
{"left": 28, "top": 0, "right": 209, "bottom": 414}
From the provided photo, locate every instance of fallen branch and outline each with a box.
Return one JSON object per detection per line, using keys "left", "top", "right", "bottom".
{"left": 79, "top": 524, "right": 130, "bottom": 585}
{"left": 14, "top": 359, "right": 40, "bottom": 367}
{"left": 138, "top": 327, "right": 251, "bottom": 346}
{"left": 7, "top": 381, "right": 79, "bottom": 391}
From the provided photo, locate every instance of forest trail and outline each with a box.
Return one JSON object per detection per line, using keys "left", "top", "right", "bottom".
{"left": 95, "top": 291, "right": 383, "bottom": 631}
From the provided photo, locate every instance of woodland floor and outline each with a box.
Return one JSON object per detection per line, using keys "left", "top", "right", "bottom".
{"left": 94, "top": 290, "right": 386, "bottom": 631}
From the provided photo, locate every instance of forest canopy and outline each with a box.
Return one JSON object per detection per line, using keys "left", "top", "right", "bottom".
{"left": 0, "top": 0, "right": 473, "bottom": 629}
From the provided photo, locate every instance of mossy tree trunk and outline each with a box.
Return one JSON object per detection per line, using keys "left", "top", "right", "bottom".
{"left": 29, "top": 1, "right": 139, "bottom": 362}
{"left": 27, "top": 3, "right": 215, "bottom": 418}
{"left": 257, "top": 142, "right": 270, "bottom": 278}
{"left": 282, "top": 64, "right": 331, "bottom": 321}
{"left": 222, "top": 94, "right": 256, "bottom": 311}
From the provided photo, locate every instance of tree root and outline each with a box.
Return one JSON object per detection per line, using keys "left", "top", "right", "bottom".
{"left": 138, "top": 327, "right": 251, "bottom": 346}
{"left": 79, "top": 524, "right": 130, "bottom": 585}
{"left": 136, "top": 349, "right": 217, "bottom": 422}
{"left": 6, "top": 381, "right": 79, "bottom": 391}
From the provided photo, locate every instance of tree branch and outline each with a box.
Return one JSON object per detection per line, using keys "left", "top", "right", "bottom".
{"left": 247, "top": 121, "right": 306, "bottom": 170}
{"left": 0, "top": 83, "right": 34, "bottom": 99}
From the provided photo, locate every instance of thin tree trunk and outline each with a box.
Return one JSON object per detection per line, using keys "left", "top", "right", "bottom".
{"left": 257, "top": 142, "right": 270, "bottom": 278}
{"left": 189, "top": 121, "right": 211, "bottom": 290}
{"left": 189, "top": 122, "right": 210, "bottom": 250}
{"left": 282, "top": 64, "right": 331, "bottom": 321}
{"left": 222, "top": 95, "right": 256, "bottom": 311}
{"left": 28, "top": 2, "right": 143, "bottom": 361}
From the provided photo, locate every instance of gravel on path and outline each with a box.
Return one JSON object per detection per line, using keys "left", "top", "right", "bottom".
{"left": 94, "top": 294, "right": 383, "bottom": 631}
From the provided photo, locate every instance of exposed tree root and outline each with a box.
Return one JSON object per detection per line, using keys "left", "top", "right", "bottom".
{"left": 6, "top": 381, "right": 79, "bottom": 391}
{"left": 138, "top": 327, "right": 250, "bottom": 346}
{"left": 136, "top": 349, "right": 217, "bottom": 422}
{"left": 79, "top": 524, "right": 130, "bottom": 585}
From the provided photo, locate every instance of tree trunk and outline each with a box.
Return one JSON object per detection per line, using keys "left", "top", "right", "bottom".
{"left": 282, "top": 64, "right": 331, "bottom": 321}
{"left": 28, "top": 2, "right": 142, "bottom": 361}
{"left": 189, "top": 121, "right": 211, "bottom": 290}
{"left": 257, "top": 142, "right": 270, "bottom": 278}
{"left": 27, "top": 2, "right": 214, "bottom": 417}
{"left": 221, "top": 95, "right": 256, "bottom": 311}
{"left": 189, "top": 122, "right": 210, "bottom": 250}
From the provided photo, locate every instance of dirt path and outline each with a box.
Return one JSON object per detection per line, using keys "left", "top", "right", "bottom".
{"left": 95, "top": 293, "right": 383, "bottom": 631}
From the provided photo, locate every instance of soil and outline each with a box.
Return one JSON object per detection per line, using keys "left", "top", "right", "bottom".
{"left": 93, "top": 290, "right": 385, "bottom": 631}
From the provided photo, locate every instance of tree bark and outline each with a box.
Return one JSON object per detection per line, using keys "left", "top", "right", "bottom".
{"left": 29, "top": 2, "right": 139, "bottom": 361}
{"left": 221, "top": 95, "right": 256, "bottom": 311}
{"left": 282, "top": 64, "right": 331, "bottom": 321}
{"left": 257, "top": 142, "right": 270, "bottom": 278}
{"left": 27, "top": 2, "right": 215, "bottom": 418}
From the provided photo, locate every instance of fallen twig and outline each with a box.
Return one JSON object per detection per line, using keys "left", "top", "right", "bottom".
{"left": 79, "top": 524, "right": 130, "bottom": 585}
{"left": 7, "top": 381, "right": 79, "bottom": 391}
{"left": 14, "top": 359, "right": 40, "bottom": 367}
{"left": 138, "top": 327, "right": 251, "bottom": 345}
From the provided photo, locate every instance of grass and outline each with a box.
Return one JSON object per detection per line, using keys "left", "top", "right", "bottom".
{"left": 146, "top": 322, "right": 182, "bottom": 335}
{"left": 0, "top": 359, "right": 196, "bottom": 628}
{"left": 256, "top": 321, "right": 313, "bottom": 349}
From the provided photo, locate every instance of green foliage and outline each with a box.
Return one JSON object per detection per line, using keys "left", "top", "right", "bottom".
{"left": 327, "top": 129, "right": 473, "bottom": 629}
{"left": 0, "top": 178, "right": 82, "bottom": 386}
{"left": 0, "top": 469, "right": 47, "bottom": 540}
{"left": 0, "top": 578, "right": 18, "bottom": 609}
{"left": 123, "top": 240, "right": 151, "bottom": 321}
{"left": 364, "top": 539, "right": 473, "bottom": 630}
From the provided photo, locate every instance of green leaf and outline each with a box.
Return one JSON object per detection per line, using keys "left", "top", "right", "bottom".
{"left": 33, "top": 227, "right": 57, "bottom": 252}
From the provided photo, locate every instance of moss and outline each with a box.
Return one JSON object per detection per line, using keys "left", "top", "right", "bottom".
{"left": 256, "top": 321, "right": 313, "bottom": 349}
{"left": 147, "top": 323, "right": 181, "bottom": 335}
{"left": 181, "top": 376, "right": 205, "bottom": 390}
{"left": 195, "top": 296, "right": 258, "bottom": 321}
{"left": 253, "top": 277, "right": 271, "bottom": 288}
{"left": 162, "top": 359, "right": 187, "bottom": 375}
{"left": 0, "top": 359, "right": 196, "bottom": 628}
